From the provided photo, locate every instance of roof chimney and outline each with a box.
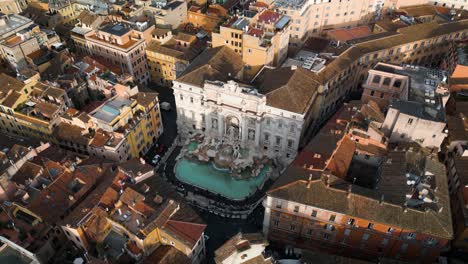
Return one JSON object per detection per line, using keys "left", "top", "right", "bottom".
{"left": 324, "top": 174, "right": 330, "bottom": 187}
{"left": 347, "top": 185, "right": 352, "bottom": 198}
{"left": 307, "top": 174, "right": 313, "bottom": 189}
{"left": 380, "top": 194, "right": 384, "bottom": 204}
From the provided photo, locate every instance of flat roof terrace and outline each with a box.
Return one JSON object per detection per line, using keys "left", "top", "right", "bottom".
{"left": 87, "top": 33, "right": 140, "bottom": 50}
{"left": 0, "top": 14, "right": 33, "bottom": 38}
{"left": 100, "top": 23, "right": 131, "bottom": 36}
{"left": 91, "top": 97, "right": 134, "bottom": 123}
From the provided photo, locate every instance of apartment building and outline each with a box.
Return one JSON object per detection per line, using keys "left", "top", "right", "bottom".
{"left": 142, "top": 0, "right": 187, "bottom": 29}
{"left": 269, "top": 0, "right": 382, "bottom": 50}
{"left": 89, "top": 93, "right": 163, "bottom": 158}
{"left": 0, "top": 13, "right": 61, "bottom": 70}
{"left": 380, "top": 64, "right": 449, "bottom": 150}
{"left": 263, "top": 104, "right": 452, "bottom": 262}
{"left": 0, "top": 72, "right": 66, "bottom": 143}
{"left": 71, "top": 22, "right": 154, "bottom": 85}
{"left": 60, "top": 166, "right": 207, "bottom": 263}
{"left": 187, "top": 4, "right": 228, "bottom": 32}
{"left": 214, "top": 233, "right": 272, "bottom": 264}
{"left": 76, "top": 10, "right": 105, "bottom": 30}
{"left": 446, "top": 102, "right": 468, "bottom": 252}
{"left": 302, "top": 19, "right": 467, "bottom": 130}
{"left": 48, "top": 0, "right": 80, "bottom": 26}
{"left": 0, "top": 0, "right": 27, "bottom": 14}
{"left": 0, "top": 13, "right": 34, "bottom": 43}
{"left": 0, "top": 23, "right": 60, "bottom": 70}
{"left": 212, "top": 9, "right": 290, "bottom": 79}
{"left": 361, "top": 63, "right": 410, "bottom": 110}
{"left": 388, "top": 0, "right": 468, "bottom": 10}
{"left": 146, "top": 30, "right": 206, "bottom": 87}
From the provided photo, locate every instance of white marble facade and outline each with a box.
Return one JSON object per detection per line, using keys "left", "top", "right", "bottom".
{"left": 173, "top": 80, "right": 305, "bottom": 164}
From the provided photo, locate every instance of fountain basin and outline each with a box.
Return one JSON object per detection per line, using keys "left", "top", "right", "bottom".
{"left": 174, "top": 158, "right": 270, "bottom": 200}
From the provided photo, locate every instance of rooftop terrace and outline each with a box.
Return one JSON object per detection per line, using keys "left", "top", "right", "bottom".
{"left": 91, "top": 97, "right": 134, "bottom": 124}
{"left": 0, "top": 14, "right": 33, "bottom": 38}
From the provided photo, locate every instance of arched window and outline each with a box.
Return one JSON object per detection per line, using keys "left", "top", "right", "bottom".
{"left": 372, "top": 75, "right": 381, "bottom": 84}
{"left": 383, "top": 77, "right": 391, "bottom": 86}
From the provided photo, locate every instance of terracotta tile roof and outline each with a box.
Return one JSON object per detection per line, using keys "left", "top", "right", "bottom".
{"left": 1, "top": 91, "right": 22, "bottom": 108}
{"left": 131, "top": 92, "right": 158, "bottom": 108}
{"left": 163, "top": 220, "right": 206, "bottom": 248}
{"left": 120, "top": 187, "right": 145, "bottom": 206}
{"left": 214, "top": 233, "right": 267, "bottom": 263}
{"left": 399, "top": 5, "right": 440, "bottom": 17}
{"left": 326, "top": 135, "right": 356, "bottom": 178}
{"left": 99, "top": 186, "right": 119, "bottom": 209}
{"left": 176, "top": 46, "right": 243, "bottom": 87}
{"left": 119, "top": 158, "right": 154, "bottom": 178}
{"left": 248, "top": 27, "right": 264, "bottom": 37}
{"left": 315, "top": 20, "right": 468, "bottom": 85}
{"left": 256, "top": 67, "right": 321, "bottom": 114}
{"left": 27, "top": 165, "right": 105, "bottom": 223}
{"left": 61, "top": 168, "right": 118, "bottom": 227}
{"left": 143, "top": 245, "right": 190, "bottom": 264}
{"left": 257, "top": 10, "right": 280, "bottom": 24}
{"left": 77, "top": 10, "right": 100, "bottom": 26}
{"left": 270, "top": 104, "right": 355, "bottom": 189}
{"left": 11, "top": 161, "right": 43, "bottom": 186}
{"left": 0, "top": 73, "right": 24, "bottom": 99}
{"left": 133, "top": 201, "right": 156, "bottom": 218}
{"left": 83, "top": 207, "right": 111, "bottom": 243}
{"left": 327, "top": 26, "right": 372, "bottom": 41}
{"left": 54, "top": 123, "right": 91, "bottom": 146}
{"left": 34, "top": 101, "right": 59, "bottom": 118}
{"left": 126, "top": 240, "right": 142, "bottom": 255}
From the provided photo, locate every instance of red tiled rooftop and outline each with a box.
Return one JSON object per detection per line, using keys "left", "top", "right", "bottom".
{"left": 327, "top": 26, "right": 372, "bottom": 41}
{"left": 258, "top": 10, "right": 280, "bottom": 24}
{"left": 251, "top": 1, "right": 269, "bottom": 8}
{"left": 248, "top": 27, "right": 264, "bottom": 37}
{"left": 326, "top": 135, "right": 356, "bottom": 178}
{"left": 164, "top": 220, "right": 206, "bottom": 247}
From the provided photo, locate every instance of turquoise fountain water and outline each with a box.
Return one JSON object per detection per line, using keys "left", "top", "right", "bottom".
{"left": 175, "top": 158, "right": 270, "bottom": 200}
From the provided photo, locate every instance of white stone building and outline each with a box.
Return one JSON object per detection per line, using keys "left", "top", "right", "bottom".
{"left": 381, "top": 65, "right": 449, "bottom": 150}
{"left": 173, "top": 47, "right": 321, "bottom": 164}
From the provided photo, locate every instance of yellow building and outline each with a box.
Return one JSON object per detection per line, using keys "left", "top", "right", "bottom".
{"left": 61, "top": 169, "right": 207, "bottom": 262}
{"left": 48, "top": 0, "right": 79, "bottom": 26}
{"left": 0, "top": 71, "right": 62, "bottom": 143}
{"left": 212, "top": 9, "right": 290, "bottom": 79}
{"left": 146, "top": 30, "right": 206, "bottom": 87}
{"left": 0, "top": 0, "right": 27, "bottom": 14}
{"left": 89, "top": 92, "right": 163, "bottom": 158}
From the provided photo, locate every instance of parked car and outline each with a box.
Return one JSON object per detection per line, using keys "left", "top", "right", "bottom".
{"left": 160, "top": 102, "right": 171, "bottom": 111}
{"left": 152, "top": 154, "right": 161, "bottom": 165}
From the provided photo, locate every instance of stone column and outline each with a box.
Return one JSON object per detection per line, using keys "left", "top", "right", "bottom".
{"left": 218, "top": 113, "right": 224, "bottom": 139}
{"left": 241, "top": 115, "right": 248, "bottom": 148}
{"left": 255, "top": 117, "right": 261, "bottom": 148}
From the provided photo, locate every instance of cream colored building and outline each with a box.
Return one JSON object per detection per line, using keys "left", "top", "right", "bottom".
{"left": 71, "top": 22, "right": 155, "bottom": 85}
{"left": 390, "top": 0, "right": 468, "bottom": 10}
{"left": 146, "top": 30, "right": 206, "bottom": 87}
{"left": 212, "top": 9, "right": 290, "bottom": 79}
{"left": 0, "top": 24, "right": 60, "bottom": 70}
{"left": 269, "top": 0, "right": 384, "bottom": 50}
{"left": 143, "top": 1, "right": 187, "bottom": 29}
{"left": 0, "top": 0, "right": 27, "bottom": 14}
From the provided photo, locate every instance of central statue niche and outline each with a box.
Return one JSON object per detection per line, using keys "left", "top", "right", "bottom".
{"left": 225, "top": 116, "right": 240, "bottom": 141}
